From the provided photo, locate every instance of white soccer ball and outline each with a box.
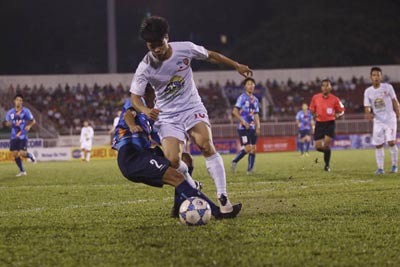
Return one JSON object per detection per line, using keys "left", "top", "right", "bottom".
{"left": 179, "top": 197, "right": 212, "bottom": 226}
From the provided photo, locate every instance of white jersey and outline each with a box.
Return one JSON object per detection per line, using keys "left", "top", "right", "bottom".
{"left": 80, "top": 126, "right": 94, "bottom": 143}
{"left": 364, "top": 83, "right": 397, "bottom": 123}
{"left": 130, "top": 41, "right": 209, "bottom": 118}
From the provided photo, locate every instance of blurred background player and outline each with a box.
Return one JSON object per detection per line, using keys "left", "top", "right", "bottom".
{"left": 364, "top": 67, "right": 400, "bottom": 174}
{"left": 112, "top": 89, "right": 241, "bottom": 219}
{"left": 295, "top": 103, "right": 315, "bottom": 156}
{"left": 231, "top": 77, "right": 260, "bottom": 175}
{"left": 80, "top": 120, "right": 94, "bottom": 162}
{"left": 4, "top": 94, "right": 36, "bottom": 176}
{"left": 130, "top": 16, "right": 251, "bottom": 214}
{"left": 108, "top": 110, "right": 121, "bottom": 144}
{"left": 309, "top": 79, "right": 345, "bottom": 172}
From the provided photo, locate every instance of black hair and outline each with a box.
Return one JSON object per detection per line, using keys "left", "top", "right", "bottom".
{"left": 321, "top": 79, "right": 331, "bottom": 85}
{"left": 140, "top": 16, "right": 169, "bottom": 42}
{"left": 370, "top": 66, "right": 382, "bottom": 75}
{"left": 243, "top": 77, "right": 256, "bottom": 85}
{"left": 14, "top": 94, "right": 23, "bottom": 100}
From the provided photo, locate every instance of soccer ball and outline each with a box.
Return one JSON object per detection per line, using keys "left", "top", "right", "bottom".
{"left": 179, "top": 197, "right": 212, "bottom": 226}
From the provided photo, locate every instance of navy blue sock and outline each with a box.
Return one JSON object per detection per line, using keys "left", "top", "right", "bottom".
{"left": 175, "top": 181, "right": 220, "bottom": 217}
{"left": 324, "top": 149, "right": 331, "bottom": 167}
{"left": 188, "top": 166, "right": 194, "bottom": 176}
{"left": 233, "top": 149, "right": 246, "bottom": 163}
{"left": 248, "top": 153, "right": 255, "bottom": 171}
{"left": 26, "top": 153, "right": 34, "bottom": 161}
{"left": 15, "top": 157, "right": 24, "bottom": 172}
{"left": 305, "top": 141, "right": 310, "bottom": 152}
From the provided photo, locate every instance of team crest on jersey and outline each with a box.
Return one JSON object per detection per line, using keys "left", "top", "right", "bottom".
{"left": 161, "top": 76, "right": 185, "bottom": 102}
{"left": 176, "top": 58, "right": 190, "bottom": 71}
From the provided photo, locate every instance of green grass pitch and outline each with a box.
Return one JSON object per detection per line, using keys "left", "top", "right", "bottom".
{"left": 1, "top": 149, "right": 400, "bottom": 267}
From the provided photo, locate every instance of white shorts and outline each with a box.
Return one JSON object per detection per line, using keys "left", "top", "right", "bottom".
{"left": 154, "top": 104, "right": 210, "bottom": 143}
{"left": 81, "top": 141, "right": 93, "bottom": 151}
{"left": 372, "top": 120, "right": 397, "bottom": 145}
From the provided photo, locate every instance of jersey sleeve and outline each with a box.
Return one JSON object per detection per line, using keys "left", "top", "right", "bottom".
{"left": 295, "top": 111, "right": 301, "bottom": 121}
{"left": 130, "top": 61, "right": 148, "bottom": 96}
{"left": 309, "top": 96, "right": 316, "bottom": 113}
{"left": 5, "top": 110, "right": 12, "bottom": 122}
{"left": 254, "top": 98, "right": 260, "bottom": 113}
{"left": 363, "top": 89, "right": 371, "bottom": 107}
{"left": 188, "top": 42, "right": 209, "bottom": 60}
{"left": 388, "top": 84, "right": 398, "bottom": 100}
{"left": 335, "top": 97, "right": 345, "bottom": 113}
{"left": 25, "top": 108, "right": 34, "bottom": 120}
{"left": 234, "top": 94, "right": 244, "bottom": 109}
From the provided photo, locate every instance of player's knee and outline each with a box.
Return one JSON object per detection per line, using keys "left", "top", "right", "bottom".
{"left": 244, "top": 146, "right": 251, "bottom": 153}
{"left": 197, "top": 140, "right": 215, "bottom": 156}
{"left": 388, "top": 141, "right": 396, "bottom": 147}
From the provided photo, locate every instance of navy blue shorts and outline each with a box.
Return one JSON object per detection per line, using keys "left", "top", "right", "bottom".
{"left": 314, "top": 121, "right": 335, "bottom": 140}
{"left": 10, "top": 139, "right": 28, "bottom": 151}
{"left": 117, "top": 144, "right": 170, "bottom": 188}
{"left": 298, "top": 129, "right": 311, "bottom": 138}
{"left": 238, "top": 129, "right": 258, "bottom": 146}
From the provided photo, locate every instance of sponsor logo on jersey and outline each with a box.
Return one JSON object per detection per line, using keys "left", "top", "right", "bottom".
{"left": 161, "top": 76, "right": 185, "bottom": 103}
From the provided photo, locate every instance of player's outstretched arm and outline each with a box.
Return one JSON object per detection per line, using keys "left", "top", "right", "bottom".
{"left": 131, "top": 94, "right": 160, "bottom": 121}
{"left": 207, "top": 50, "right": 252, "bottom": 77}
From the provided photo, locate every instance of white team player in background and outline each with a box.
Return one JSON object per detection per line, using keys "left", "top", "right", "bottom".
{"left": 80, "top": 120, "right": 94, "bottom": 162}
{"left": 130, "top": 16, "right": 252, "bottom": 215}
{"left": 364, "top": 66, "right": 400, "bottom": 174}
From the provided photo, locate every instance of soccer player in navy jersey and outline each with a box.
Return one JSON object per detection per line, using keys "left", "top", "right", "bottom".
{"left": 231, "top": 77, "right": 261, "bottom": 175}
{"left": 4, "top": 94, "right": 36, "bottom": 176}
{"left": 112, "top": 89, "right": 241, "bottom": 219}
{"left": 295, "top": 103, "right": 315, "bottom": 156}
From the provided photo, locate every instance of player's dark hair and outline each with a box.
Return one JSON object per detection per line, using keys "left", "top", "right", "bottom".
{"left": 370, "top": 66, "right": 382, "bottom": 75}
{"left": 321, "top": 79, "right": 331, "bottom": 85}
{"left": 14, "top": 94, "right": 24, "bottom": 100}
{"left": 140, "top": 16, "right": 169, "bottom": 42}
{"left": 243, "top": 77, "right": 256, "bottom": 85}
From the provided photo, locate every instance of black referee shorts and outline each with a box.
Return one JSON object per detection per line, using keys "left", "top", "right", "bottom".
{"left": 314, "top": 120, "right": 335, "bottom": 140}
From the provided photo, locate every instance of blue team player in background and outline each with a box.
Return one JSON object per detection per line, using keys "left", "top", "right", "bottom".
{"left": 295, "top": 103, "right": 315, "bottom": 156}
{"left": 112, "top": 86, "right": 241, "bottom": 219}
{"left": 4, "top": 94, "right": 36, "bottom": 176}
{"left": 231, "top": 77, "right": 261, "bottom": 175}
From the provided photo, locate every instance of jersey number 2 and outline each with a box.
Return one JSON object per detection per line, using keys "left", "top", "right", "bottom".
{"left": 150, "top": 159, "right": 165, "bottom": 170}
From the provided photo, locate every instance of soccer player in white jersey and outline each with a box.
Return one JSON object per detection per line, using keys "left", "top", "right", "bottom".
{"left": 80, "top": 120, "right": 94, "bottom": 162}
{"left": 130, "top": 16, "right": 252, "bottom": 215}
{"left": 364, "top": 67, "right": 400, "bottom": 174}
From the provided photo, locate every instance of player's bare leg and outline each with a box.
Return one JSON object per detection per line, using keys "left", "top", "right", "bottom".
{"left": 315, "top": 136, "right": 332, "bottom": 171}
{"left": 189, "top": 122, "right": 241, "bottom": 214}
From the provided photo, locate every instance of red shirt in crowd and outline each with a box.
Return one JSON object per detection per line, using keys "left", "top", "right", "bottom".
{"left": 309, "top": 93, "right": 345, "bottom": 122}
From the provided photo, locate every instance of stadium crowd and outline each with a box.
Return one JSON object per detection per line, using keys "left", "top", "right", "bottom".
{"left": 1, "top": 76, "right": 399, "bottom": 134}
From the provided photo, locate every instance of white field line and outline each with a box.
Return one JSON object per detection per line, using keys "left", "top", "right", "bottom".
{"left": 0, "top": 179, "right": 374, "bottom": 216}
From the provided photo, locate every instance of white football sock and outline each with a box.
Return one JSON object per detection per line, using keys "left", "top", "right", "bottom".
{"left": 389, "top": 145, "right": 398, "bottom": 167}
{"left": 86, "top": 152, "right": 91, "bottom": 162}
{"left": 375, "top": 147, "right": 384, "bottom": 169}
{"left": 81, "top": 151, "right": 85, "bottom": 160}
{"left": 177, "top": 160, "right": 196, "bottom": 188}
{"left": 205, "top": 153, "right": 227, "bottom": 197}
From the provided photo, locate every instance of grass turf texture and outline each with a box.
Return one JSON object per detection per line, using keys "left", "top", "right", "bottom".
{"left": 1, "top": 149, "right": 399, "bottom": 267}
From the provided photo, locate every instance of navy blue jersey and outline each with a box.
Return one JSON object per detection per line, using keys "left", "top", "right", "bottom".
{"left": 112, "top": 98, "right": 153, "bottom": 151}
{"left": 234, "top": 93, "right": 260, "bottom": 130}
{"left": 6, "top": 107, "right": 34, "bottom": 140}
{"left": 296, "top": 110, "right": 313, "bottom": 130}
